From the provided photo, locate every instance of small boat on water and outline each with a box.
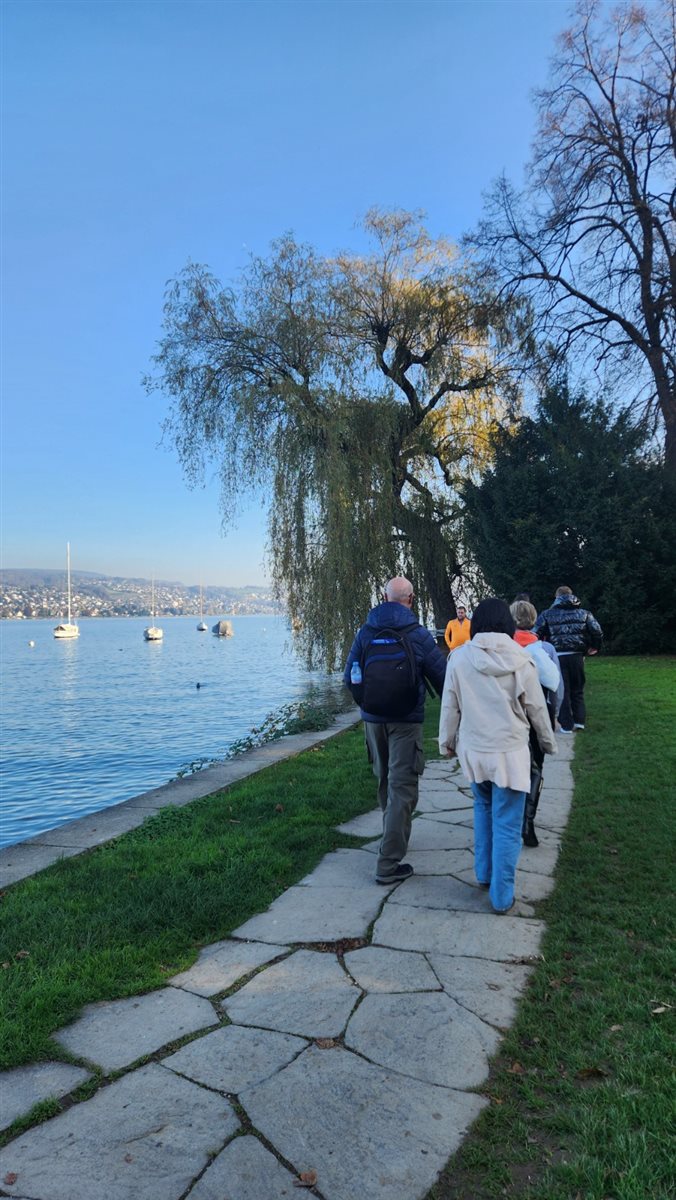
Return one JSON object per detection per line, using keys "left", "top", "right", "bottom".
{"left": 143, "top": 579, "right": 163, "bottom": 642}
{"left": 197, "top": 584, "right": 207, "bottom": 632}
{"left": 212, "top": 619, "right": 234, "bottom": 638}
{"left": 54, "top": 543, "right": 80, "bottom": 639}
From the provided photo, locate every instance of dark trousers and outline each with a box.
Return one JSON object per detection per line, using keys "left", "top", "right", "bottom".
{"left": 558, "top": 653, "right": 586, "bottom": 730}
{"left": 364, "top": 722, "right": 424, "bottom": 878}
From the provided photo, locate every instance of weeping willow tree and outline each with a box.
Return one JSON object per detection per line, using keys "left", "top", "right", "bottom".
{"left": 146, "top": 210, "right": 527, "bottom": 667}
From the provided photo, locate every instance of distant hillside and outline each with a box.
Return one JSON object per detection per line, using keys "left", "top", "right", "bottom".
{"left": 1, "top": 568, "right": 267, "bottom": 592}
{"left": 0, "top": 569, "right": 281, "bottom": 620}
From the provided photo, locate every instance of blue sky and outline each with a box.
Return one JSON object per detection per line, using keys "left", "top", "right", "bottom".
{"left": 2, "top": 0, "right": 570, "bottom": 587}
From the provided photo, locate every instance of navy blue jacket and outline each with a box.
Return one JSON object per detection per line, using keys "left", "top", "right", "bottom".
{"left": 533, "top": 595, "right": 603, "bottom": 654}
{"left": 343, "top": 602, "right": 447, "bottom": 724}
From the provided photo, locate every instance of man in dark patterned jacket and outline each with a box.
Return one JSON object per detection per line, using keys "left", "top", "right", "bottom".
{"left": 534, "top": 587, "right": 603, "bottom": 733}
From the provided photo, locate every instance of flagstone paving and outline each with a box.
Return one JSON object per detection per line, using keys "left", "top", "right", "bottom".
{"left": 0, "top": 1064, "right": 238, "bottom": 1200}
{"left": 163, "top": 1025, "right": 308, "bottom": 1094}
{"left": 222, "top": 949, "right": 360, "bottom": 1038}
{"left": 429, "top": 955, "right": 533, "bottom": 1029}
{"left": 345, "top": 991, "right": 500, "bottom": 1089}
{"left": 54, "top": 987, "right": 219, "bottom": 1073}
{"left": 232, "top": 882, "right": 388, "bottom": 943}
{"left": 0, "top": 1062, "right": 92, "bottom": 1133}
{"left": 374, "top": 904, "right": 546, "bottom": 961}
{"left": 343, "top": 945, "right": 439, "bottom": 993}
{"left": 0, "top": 730, "right": 575, "bottom": 1200}
{"left": 239, "top": 1045, "right": 487, "bottom": 1200}
{"left": 186, "top": 1134, "right": 300, "bottom": 1200}
{"left": 168, "top": 938, "right": 288, "bottom": 997}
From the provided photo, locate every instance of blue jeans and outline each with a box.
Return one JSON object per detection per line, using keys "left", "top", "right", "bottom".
{"left": 471, "top": 781, "right": 526, "bottom": 913}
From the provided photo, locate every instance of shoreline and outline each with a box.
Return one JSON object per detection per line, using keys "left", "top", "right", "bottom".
{"left": 0, "top": 711, "right": 361, "bottom": 889}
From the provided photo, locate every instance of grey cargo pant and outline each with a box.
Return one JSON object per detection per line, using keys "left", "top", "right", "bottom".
{"left": 365, "top": 721, "right": 425, "bottom": 879}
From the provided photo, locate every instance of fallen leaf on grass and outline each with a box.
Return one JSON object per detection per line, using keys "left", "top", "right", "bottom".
{"left": 1, "top": 962, "right": 10, "bottom": 970}
{"left": 3, "top": 1173, "right": 18, "bottom": 1185}
{"left": 651, "top": 1005, "right": 671, "bottom": 1015}
{"left": 609, "top": 1024, "right": 623, "bottom": 1032}
{"left": 275, "top": 804, "right": 284, "bottom": 813}
{"left": 576, "top": 1065, "right": 609, "bottom": 1080}
{"left": 15, "top": 950, "right": 30, "bottom": 959}
{"left": 293, "top": 1168, "right": 318, "bottom": 1188}
{"left": 507, "top": 1061, "right": 525, "bottom": 1074}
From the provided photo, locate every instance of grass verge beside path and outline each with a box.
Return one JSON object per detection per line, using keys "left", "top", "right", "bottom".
{"left": 0, "top": 718, "right": 373, "bottom": 1071}
{"left": 427, "top": 657, "right": 675, "bottom": 1200}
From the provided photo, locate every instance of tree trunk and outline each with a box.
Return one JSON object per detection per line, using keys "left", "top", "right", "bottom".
{"left": 652, "top": 365, "right": 676, "bottom": 477}
{"left": 664, "top": 415, "right": 676, "bottom": 476}
{"left": 395, "top": 501, "right": 459, "bottom": 631}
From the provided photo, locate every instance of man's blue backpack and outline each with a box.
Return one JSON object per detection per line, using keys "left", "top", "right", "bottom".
{"left": 356, "top": 627, "right": 420, "bottom": 718}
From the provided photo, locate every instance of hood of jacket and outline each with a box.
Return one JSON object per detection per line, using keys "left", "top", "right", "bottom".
{"left": 514, "top": 629, "right": 537, "bottom": 647}
{"left": 464, "top": 632, "right": 531, "bottom": 677}
{"left": 552, "top": 594, "right": 580, "bottom": 610}
{"left": 365, "top": 601, "right": 419, "bottom": 633}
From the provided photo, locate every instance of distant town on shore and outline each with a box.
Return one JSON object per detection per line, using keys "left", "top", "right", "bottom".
{"left": 0, "top": 569, "right": 283, "bottom": 621}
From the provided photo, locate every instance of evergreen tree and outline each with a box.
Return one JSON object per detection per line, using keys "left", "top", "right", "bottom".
{"left": 463, "top": 383, "right": 676, "bottom": 652}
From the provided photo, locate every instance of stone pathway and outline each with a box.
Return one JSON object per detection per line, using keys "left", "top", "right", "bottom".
{"left": 0, "top": 735, "right": 574, "bottom": 1200}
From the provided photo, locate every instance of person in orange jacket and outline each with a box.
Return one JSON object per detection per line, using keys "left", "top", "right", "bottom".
{"left": 444, "top": 604, "right": 471, "bottom": 653}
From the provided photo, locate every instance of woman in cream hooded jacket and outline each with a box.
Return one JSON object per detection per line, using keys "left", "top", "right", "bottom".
{"left": 439, "top": 599, "right": 557, "bottom": 913}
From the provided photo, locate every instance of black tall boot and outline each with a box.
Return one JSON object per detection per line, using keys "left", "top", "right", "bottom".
{"left": 522, "top": 767, "right": 543, "bottom": 847}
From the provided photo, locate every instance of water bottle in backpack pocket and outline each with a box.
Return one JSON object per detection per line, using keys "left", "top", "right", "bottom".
{"left": 349, "top": 658, "right": 364, "bottom": 704}
{"left": 360, "top": 628, "right": 419, "bottom": 718}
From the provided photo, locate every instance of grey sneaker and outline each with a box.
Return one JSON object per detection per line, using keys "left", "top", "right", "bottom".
{"left": 376, "top": 863, "right": 414, "bottom": 885}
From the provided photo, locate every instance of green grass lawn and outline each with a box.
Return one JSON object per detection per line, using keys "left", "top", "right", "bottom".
{"left": 0, "top": 719, "right": 375, "bottom": 1071}
{"left": 2, "top": 658, "right": 673, "bottom": 1199}
{"left": 427, "top": 657, "right": 675, "bottom": 1200}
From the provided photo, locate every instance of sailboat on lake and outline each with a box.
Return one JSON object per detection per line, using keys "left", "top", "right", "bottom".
{"left": 143, "top": 579, "right": 163, "bottom": 642}
{"left": 53, "top": 542, "right": 80, "bottom": 639}
{"left": 197, "top": 583, "right": 207, "bottom": 632}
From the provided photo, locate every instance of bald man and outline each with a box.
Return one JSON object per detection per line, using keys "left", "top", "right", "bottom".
{"left": 344, "top": 576, "right": 447, "bottom": 884}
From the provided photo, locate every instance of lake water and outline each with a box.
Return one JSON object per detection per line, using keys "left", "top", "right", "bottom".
{"left": 0, "top": 615, "right": 345, "bottom": 848}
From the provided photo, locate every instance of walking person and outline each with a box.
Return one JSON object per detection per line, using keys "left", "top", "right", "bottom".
{"left": 510, "top": 600, "right": 562, "bottom": 847}
{"left": 439, "top": 598, "right": 557, "bottom": 914}
{"left": 344, "top": 576, "right": 447, "bottom": 885}
{"left": 534, "top": 586, "right": 603, "bottom": 732}
{"left": 444, "top": 604, "right": 471, "bottom": 653}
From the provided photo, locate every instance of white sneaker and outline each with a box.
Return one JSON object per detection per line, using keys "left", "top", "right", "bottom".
{"left": 558, "top": 728, "right": 572, "bottom": 734}
{"left": 573, "top": 724, "right": 585, "bottom": 730}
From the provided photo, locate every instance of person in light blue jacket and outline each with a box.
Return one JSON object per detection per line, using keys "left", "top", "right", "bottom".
{"left": 511, "top": 600, "right": 562, "bottom": 847}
